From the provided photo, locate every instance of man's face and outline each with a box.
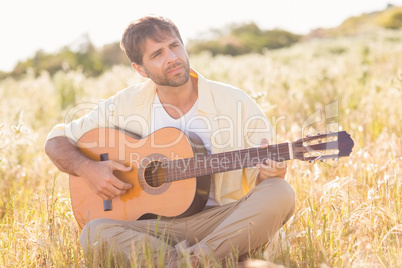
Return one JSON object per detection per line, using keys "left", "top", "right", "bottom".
{"left": 138, "top": 34, "right": 190, "bottom": 87}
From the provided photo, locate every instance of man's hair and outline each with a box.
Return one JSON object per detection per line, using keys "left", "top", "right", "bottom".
{"left": 120, "top": 15, "right": 184, "bottom": 65}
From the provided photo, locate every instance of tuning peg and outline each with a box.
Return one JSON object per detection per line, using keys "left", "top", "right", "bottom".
{"left": 320, "top": 159, "right": 327, "bottom": 162}
{"left": 333, "top": 157, "right": 338, "bottom": 161}
{"left": 309, "top": 160, "right": 314, "bottom": 163}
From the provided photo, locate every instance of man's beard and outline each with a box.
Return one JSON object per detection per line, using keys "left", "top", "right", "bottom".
{"left": 144, "top": 58, "right": 191, "bottom": 87}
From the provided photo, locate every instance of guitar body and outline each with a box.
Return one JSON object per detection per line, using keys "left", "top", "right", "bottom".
{"left": 69, "top": 127, "right": 211, "bottom": 228}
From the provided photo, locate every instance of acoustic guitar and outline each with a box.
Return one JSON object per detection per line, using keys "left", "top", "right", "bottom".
{"left": 69, "top": 127, "right": 354, "bottom": 228}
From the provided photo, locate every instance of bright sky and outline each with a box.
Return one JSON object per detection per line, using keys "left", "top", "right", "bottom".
{"left": 1, "top": 0, "right": 401, "bottom": 72}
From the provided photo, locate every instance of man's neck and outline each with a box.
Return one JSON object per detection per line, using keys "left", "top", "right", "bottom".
{"left": 156, "top": 76, "right": 198, "bottom": 119}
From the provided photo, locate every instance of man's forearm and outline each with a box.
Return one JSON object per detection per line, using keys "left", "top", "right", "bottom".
{"left": 45, "top": 136, "right": 93, "bottom": 176}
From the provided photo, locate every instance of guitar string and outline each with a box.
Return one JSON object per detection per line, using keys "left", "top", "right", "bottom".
{"left": 139, "top": 140, "right": 339, "bottom": 184}
{"left": 138, "top": 144, "right": 293, "bottom": 184}
{"left": 137, "top": 140, "right": 339, "bottom": 185}
{"left": 143, "top": 144, "right": 291, "bottom": 180}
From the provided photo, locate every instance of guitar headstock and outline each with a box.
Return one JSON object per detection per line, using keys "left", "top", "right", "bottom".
{"left": 292, "top": 131, "right": 354, "bottom": 162}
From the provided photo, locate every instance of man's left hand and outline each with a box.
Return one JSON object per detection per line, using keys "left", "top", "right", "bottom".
{"left": 256, "top": 138, "right": 287, "bottom": 184}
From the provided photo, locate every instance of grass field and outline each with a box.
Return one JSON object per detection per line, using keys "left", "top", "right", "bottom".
{"left": 0, "top": 29, "right": 401, "bottom": 267}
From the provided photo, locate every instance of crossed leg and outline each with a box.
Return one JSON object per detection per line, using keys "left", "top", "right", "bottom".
{"left": 80, "top": 178, "right": 295, "bottom": 266}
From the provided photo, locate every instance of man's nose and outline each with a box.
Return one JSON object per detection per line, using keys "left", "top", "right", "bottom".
{"left": 166, "top": 49, "right": 178, "bottom": 63}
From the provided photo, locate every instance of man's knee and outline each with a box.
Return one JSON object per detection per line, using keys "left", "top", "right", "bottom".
{"left": 79, "top": 218, "right": 116, "bottom": 254}
{"left": 255, "top": 178, "right": 296, "bottom": 219}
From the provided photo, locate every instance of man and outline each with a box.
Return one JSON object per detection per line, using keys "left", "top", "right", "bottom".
{"left": 45, "top": 15, "right": 295, "bottom": 266}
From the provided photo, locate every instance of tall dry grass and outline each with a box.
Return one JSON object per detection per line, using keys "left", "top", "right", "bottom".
{"left": 0, "top": 29, "right": 401, "bottom": 267}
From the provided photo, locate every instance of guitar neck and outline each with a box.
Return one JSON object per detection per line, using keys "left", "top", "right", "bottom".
{"left": 165, "top": 142, "right": 292, "bottom": 182}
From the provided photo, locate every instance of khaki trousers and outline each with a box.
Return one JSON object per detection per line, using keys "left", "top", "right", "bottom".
{"left": 80, "top": 177, "right": 295, "bottom": 264}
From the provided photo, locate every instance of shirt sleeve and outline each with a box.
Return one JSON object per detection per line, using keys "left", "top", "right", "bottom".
{"left": 46, "top": 98, "right": 114, "bottom": 143}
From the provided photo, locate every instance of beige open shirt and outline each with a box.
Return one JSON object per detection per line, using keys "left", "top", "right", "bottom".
{"left": 47, "top": 69, "right": 272, "bottom": 205}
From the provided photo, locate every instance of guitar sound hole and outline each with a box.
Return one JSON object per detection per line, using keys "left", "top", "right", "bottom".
{"left": 144, "top": 161, "right": 167, "bottom": 188}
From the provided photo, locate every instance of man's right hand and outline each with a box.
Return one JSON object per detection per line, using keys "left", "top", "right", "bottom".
{"left": 77, "top": 159, "right": 133, "bottom": 200}
{"left": 45, "top": 136, "right": 133, "bottom": 200}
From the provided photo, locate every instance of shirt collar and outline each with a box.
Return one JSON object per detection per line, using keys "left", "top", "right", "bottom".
{"left": 191, "top": 68, "right": 218, "bottom": 116}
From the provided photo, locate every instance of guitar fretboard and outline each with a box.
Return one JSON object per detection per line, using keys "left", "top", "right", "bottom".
{"left": 165, "top": 142, "right": 292, "bottom": 182}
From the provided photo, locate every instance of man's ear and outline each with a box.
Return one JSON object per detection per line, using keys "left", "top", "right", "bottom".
{"left": 131, "top": 62, "right": 147, "bottom": 78}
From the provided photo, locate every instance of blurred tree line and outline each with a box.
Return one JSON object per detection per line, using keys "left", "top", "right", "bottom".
{"left": 6, "top": 35, "right": 130, "bottom": 79}
{"left": 317, "top": 5, "right": 402, "bottom": 37}
{"left": 1, "top": 5, "right": 401, "bottom": 80}
{"left": 186, "top": 22, "right": 301, "bottom": 56}
{"left": 1, "top": 22, "right": 301, "bottom": 80}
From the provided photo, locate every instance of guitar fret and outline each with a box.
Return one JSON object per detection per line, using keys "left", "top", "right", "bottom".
{"left": 230, "top": 151, "right": 234, "bottom": 170}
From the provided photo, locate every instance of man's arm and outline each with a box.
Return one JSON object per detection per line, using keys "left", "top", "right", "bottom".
{"left": 45, "top": 137, "right": 132, "bottom": 200}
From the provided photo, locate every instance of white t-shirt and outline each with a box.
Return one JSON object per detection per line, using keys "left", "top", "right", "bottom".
{"left": 150, "top": 94, "right": 218, "bottom": 206}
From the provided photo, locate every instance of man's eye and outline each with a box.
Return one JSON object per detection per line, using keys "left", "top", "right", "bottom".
{"left": 153, "top": 52, "right": 161, "bottom": 58}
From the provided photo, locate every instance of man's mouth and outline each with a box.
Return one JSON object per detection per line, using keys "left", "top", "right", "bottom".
{"left": 166, "top": 64, "right": 183, "bottom": 74}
